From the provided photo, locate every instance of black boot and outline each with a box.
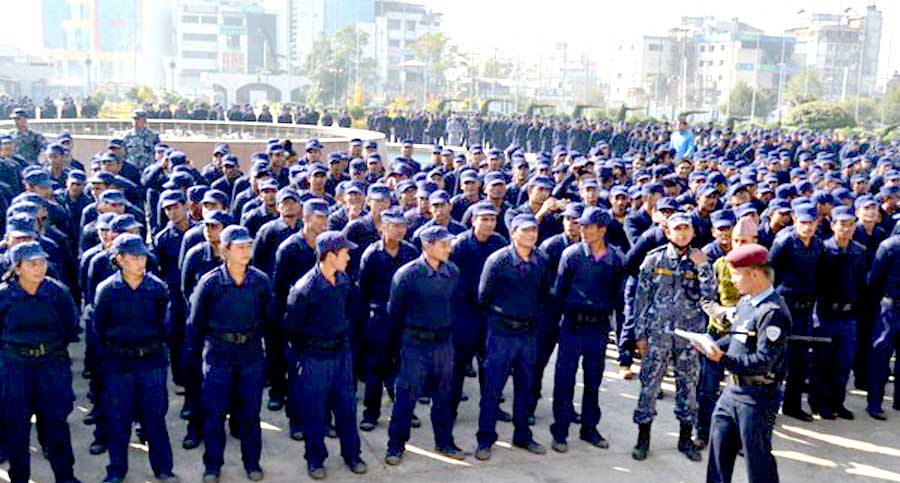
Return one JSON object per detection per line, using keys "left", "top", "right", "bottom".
{"left": 678, "top": 423, "right": 701, "bottom": 461}
{"left": 632, "top": 423, "right": 651, "bottom": 460}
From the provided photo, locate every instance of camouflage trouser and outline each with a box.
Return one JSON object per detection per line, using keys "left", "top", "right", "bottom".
{"left": 633, "top": 332, "right": 700, "bottom": 425}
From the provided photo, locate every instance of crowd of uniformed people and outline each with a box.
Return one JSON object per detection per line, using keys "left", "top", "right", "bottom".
{"left": 1, "top": 105, "right": 899, "bottom": 483}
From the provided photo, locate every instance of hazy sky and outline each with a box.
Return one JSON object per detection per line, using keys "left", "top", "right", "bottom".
{"left": 1, "top": 0, "right": 897, "bottom": 83}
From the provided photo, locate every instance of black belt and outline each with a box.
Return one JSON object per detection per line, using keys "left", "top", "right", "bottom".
{"left": 566, "top": 312, "right": 610, "bottom": 328}
{"left": 4, "top": 342, "right": 66, "bottom": 358}
{"left": 728, "top": 373, "right": 777, "bottom": 387}
{"left": 405, "top": 326, "right": 450, "bottom": 343}
{"left": 490, "top": 307, "right": 537, "bottom": 333}
{"left": 821, "top": 302, "right": 854, "bottom": 314}
{"left": 210, "top": 331, "right": 257, "bottom": 345}
{"left": 787, "top": 299, "right": 815, "bottom": 311}
{"left": 303, "top": 336, "right": 347, "bottom": 352}
{"left": 103, "top": 341, "right": 164, "bottom": 358}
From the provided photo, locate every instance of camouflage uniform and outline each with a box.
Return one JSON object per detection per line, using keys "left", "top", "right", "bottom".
{"left": 632, "top": 244, "right": 716, "bottom": 426}
{"left": 10, "top": 129, "right": 46, "bottom": 165}
{"left": 122, "top": 127, "right": 160, "bottom": 171}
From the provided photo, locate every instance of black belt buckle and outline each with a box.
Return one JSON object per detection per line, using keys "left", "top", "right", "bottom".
{"left": 830, "top": 302, "right": 853, "bottom": 313}
{"left": 27, "top": 343, "right": 48, "bottom": 357}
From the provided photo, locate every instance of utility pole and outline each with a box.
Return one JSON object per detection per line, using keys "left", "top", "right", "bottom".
{"left": 749, "top": 31, "right": 761, "bottom": 123}
{"left": 854, "top": 15, "right": 866, "bottom": 123}
{"left": 560, "top": 42, "right": 568, "bottom": 110}
{"left": 777, "top": 32, "right": 786, "bottom": 122}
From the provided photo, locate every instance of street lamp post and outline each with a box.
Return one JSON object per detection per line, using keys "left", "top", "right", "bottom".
{"left": 85, "top": 56, "right": 93, "bottom": 94}
{"left": 169, "top": 59, "right": 176, "bottom": 92}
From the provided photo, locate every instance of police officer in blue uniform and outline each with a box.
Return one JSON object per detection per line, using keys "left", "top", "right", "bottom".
{"left": 703, "top": 243, "right": 789, "bottom": 483}
{"left": 0, "top": 241, "right": 81, "bottom": 483}
{"left": 385, "top": 226, "right": 465, "bottom": 464}
{"left": 550, "top": 207, "right": 626, "bottom": 452}
{"left": 474, "top": 213, "right": 549, "bottom": 460}
{"left": 767, "top": 203, "right": 822, "bottom": 421}
{"left": 284, "top": 231, "right": 368, "bottom": 479}
{"left": 448, "top": 201, "right": 507, "bottom": 420}
{"left": 186, "top": 226, "right": 270, "bottom": 482}
{"left": 92, "top": 234, "right": 177, "bottom": 483}
{"left": 865, "top": 224, "right": 900, "bottom": 420}
{"left": 358, "top": 210, "right": 418, "bottom": 431}
{"left": 810, "top": 205, "right": 866, "bottom": 420}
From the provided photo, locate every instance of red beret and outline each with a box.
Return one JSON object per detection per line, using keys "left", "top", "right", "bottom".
{"left": 725, "top": 243, "right": 769, "bottom": 268}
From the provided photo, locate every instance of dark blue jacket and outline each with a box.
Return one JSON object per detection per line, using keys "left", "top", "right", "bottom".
{"left": 450, "top": 230, "right": 507, "bottom": 303}
{"left": 92, "top": 271, "right": 169, "bottom": 371}
{"left": 816, "top": 237, "right": 867, "bottom": 312}
{"left": 389, "top": 256, "right": 459, "bottom": 333}
{"left": 768, "top": 232, "right": 823, "bottom": 300}
{"left": 181, "top": 241, "right": 221, "bottom": 306}
{"left": 0, "top": 276, "right": 79, "bottom": 351}
{"left": 359, "top": 239, "right": 419, "bottom": 310}
{"left": 478, "top": 245, "right": 550, "bottom": 330}
{"left": 623, "top": 208, "right": 653, "bottom": 246}
{"left": 553, "top": 242, "right": 626, "bottom": 318}
{"left": 284, "top": 265, "right": 353, "bottom": 351}
{"left": 273, "top": 232, "right": 318, "bottom": 320}
{"left": 868, "top": 235, "right": 900, "bottom": 300}
{"left": 252, "top": 217, "right": 302, "bottom": 278}
{"left": 186, "top": 264, "right": 271, "bottom": 365}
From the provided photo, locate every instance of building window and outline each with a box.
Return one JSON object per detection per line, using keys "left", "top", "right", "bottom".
{"left": 226, "top": 34, "right": 241, "bottom": 50}
{"left": 720, "top": 44, "right": 725, "bottom": 51}
{"left": 183, "top": 51, "right": 218, "bottom": 59}
{"left": 388, "top": 38, "right": 401, "bottom": 48}
{"left": 201, "top": 16, "right": 217, "bottom": 24}
{"left": 719, "top": 60, "right": 724, "bottom": 66}
{"left": 405, "top": 20, "right": 416, "bottom": 30}
{"left": 223, "top": 16, "right": 243, "bottom": 26}
{"left": 648, "top": 43, "right": 661, "bottom": 52}
{"left": 182, "top": 15, "right": 199, "bottom": 23}
{"left": 700, "top": 45, "right": 706, "bottom": 52}
{"left": 184, "top": 33, "right": 217, "bottom": 42}
{"left": 388, "top": 19, "right": 402, "bottom": 30}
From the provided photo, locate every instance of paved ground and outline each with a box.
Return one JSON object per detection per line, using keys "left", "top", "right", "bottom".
{"left": 3, "top": 342, "right": 900, "bottom": 483}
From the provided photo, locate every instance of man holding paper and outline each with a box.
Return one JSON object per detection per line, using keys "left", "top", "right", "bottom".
{"left": 702, "top": 243, "right": 790, "bottom": 483}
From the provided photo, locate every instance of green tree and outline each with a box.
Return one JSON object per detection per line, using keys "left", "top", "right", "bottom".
{"left": 722, "top": 81, "right": 776, "bottom": 120}
{"left": 412, "top": 32, "right": 459, "bottom": 96}
{"left": 784, "top": 69, "right": 823, "bottom": 105}
{"left": 482, "top": 58, "right": 513, "bottom": 78}
{"left": 784, "top": 100, "right": 855, "bottom": 130}
{"left": 881, "top": 85, "right": 900, "bottom": 125}
{"left": 303, "top": 26, "right": 375, "bottom": 108}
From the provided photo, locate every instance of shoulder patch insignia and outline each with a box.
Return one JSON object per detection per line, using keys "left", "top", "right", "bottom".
{"left": 765, "top": 326, "right": 782, "bottom": 342}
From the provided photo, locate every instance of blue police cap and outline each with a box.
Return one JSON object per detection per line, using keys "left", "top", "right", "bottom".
{"left": 221, "top": 225, "right": 253, "bottom": 245}
{"left": 470, "top": 202, "right": 498, "bottom": 217}
{"left": 656, "top": 197, "right": 679, "bottom": 212}
{"left": 697, "top": 183, "right": 717, "bottom": 197}
{"left": 306, "top": 163, "right": 327, "bottom": 177}
{"left": 419, "top": 226, "right": 455, "bottom": 244}
{"left": 160, "top": 189, "right": 186, "bottom": 208}
{"left": 349, "top": 159, "right": 366, "bottom": 173}
{"left": 23, "top": 170, "right": 51, "bottom": 188}
{"left": 303, "top": 198, "right": 330, "bottom": 217}
{"left": 832, "top": 205, "right": 855, "bottom": 222}
{"left": 459, "top": 170, "right": 479, "bottom": 183}
{"left": 562, "top": 202, "right": 585, "bottom": 219}
{"left": 162, "top": 172, "right": 194, "bottom": 190}
{"left": 429, "top": 190, "right": 451, "bottom": 205}
{"left": 112, "top": 233, "right": 150, "bottom": 257}
{"left": 381, "top": 209, "right": 408, "bottom": 225}
{"left": 528, "top": 175, "right": 555, "bottom": 190}
{"left": 67, "top": 170, "right": 87, "bottom": 183}
{"left": 854, "top": 195, "right": 877, "bottom": 209}
{"left": 641, "top": 183, "right": 664, "bottom": 197}
{"left": 736, "top": 203, "right": 758, "bottom": 219}
{"left": 48, "top": 143, "right": 67, "bottom": 156}
{"left": 107, "top": 138, "right": 125, "bottom": 149}
{"left": 96, "top": 212, "right": 117, "bottom": 231}
{"left": 305, "top": 138, "right": 323, "bottom": 151}
{"left": 258, "top": 179, "right": 279, "bottom": 191}
{"left": 166, "top": 151, "right": 187, "bottom": 166}
{"left": 577, "top": 207, "right": 612, "bottom": 227}
{"left": 511, "top": 213, "right": 539, "bottom": 232}
{"left": 710, "top": 209, "right": 736, "bottom": 229}
{"left": 770, "top": 198, "right": 792, "bottom": 213}
{"left": 794, "top": 203, "right": 818, "bottom": 222}
{"left": 9, "top": 108, "right": 28, "bottom": 119}
{"left": 221, "top": 154, "right": 238, "bottom": 167}
{"left": 484, "top": 171, "right": 506, "bottom": 187}
{"left": 6, "top": 214, "right": 38, "bottom": 238}
{"left": 0, "top": 135, "right": 12, "bottom": 144}
{"left": 201, "top": 189, "right": 229, "bottom": 207}
{"left": 99, "top": 189, "right": 126, "bottom": 205}
{"left": 349, "top": 138, "right": 363, "bottom": 147}
{"left": 667, "top": 212, "right": 692, "bottom": 228}
{"left": 344, "top": 181, "right": 365, "bottom": 196}
{"left": 201, "top": 210, "right": 232, "bottom": 226}
{"left": 811, "top": 191, "right": 834, "bottom": 205}
{"left": 396, "top": 180, "right": 416, "bottom": 194}
{"left": 110, "top": 214, "right": 141, "bottom": 233}
{"left": 367, "top": 183, "right": 391, "bottom": 200}
{"left": 9, "top": 241, "right": 47, "bottom": 265}
{"left": 327, "top": 151, "right": 342, "bottom": 164}
{"left": 416, "top": 180, "right": 438, "bottom": 198}
{"left": 58, "top": 131, "right": 73, "bottom": 141}
{"left": 315, "top": 231, "right": 358, "bottom": 256}
{"left": 364, "top": 140, "right": 378, "bottom": 149}
{"left": 267, "top": 144, "right": 284, "bottom": 154}
{"left": 187, "top": 185, "right": 208, "bottom": 203}
{"left": 276, "top": 187, "right": 300, "bottom": 204}
{"left": 131, "top": 109, "right": 147, "bottom": 119}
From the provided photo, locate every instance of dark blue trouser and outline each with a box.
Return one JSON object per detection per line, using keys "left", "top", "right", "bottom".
{"left": 387, "top": 337, "right": 455, "bottom": 451}
{"left": 103, "top": 366, "right": 173, "bottom": 478}
{"left": 620, "top": 276, "right": 638, "bottom": 365}
{"left": 530, "top": 311, "right": 559, "bottom": 416}
{"left": 296, "top": 348, "right": 361, "bottom": 467}
{"left": 853, "top": 294, "right": 879, "bottom": 389}
{"left": 550, "top": 326, "right": 608, "bottom": 442}
{"left": 450, "top": 301, "right": 484, "bottom": 420}
{"left": 266, "top": 325, "right": 287, "bottom": 403}
{"left": 810, "top": 314, "right": 856, "bottom": 414}
{"left": 707, "top": 385, "right": 780, "bottom": 483}
{"left": 867, "top": 300, "right": 900, "bottom": 413}
{"left": 697, "top": 357, "right": 726, "bottom": 440}
{"left": 477, "top": 328, "right": 536, "bottom": 447}
{"left": 363, "top": 309, "right": 399, "bottom": 423}
{"left": 202, "top": 358, "right": 264, "bottom": 474}
{"left": 0, "top": 354, "right": 77, "bottom": 483}
{"left": 783, "top": 300, "right": 813, "bottom": 410}
{"left": 166, "top": 296, "right": 186, "bottom": 387}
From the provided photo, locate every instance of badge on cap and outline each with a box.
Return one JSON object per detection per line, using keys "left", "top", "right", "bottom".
{"left": 765, "top": 325, "right": 782, "bottom": 342}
